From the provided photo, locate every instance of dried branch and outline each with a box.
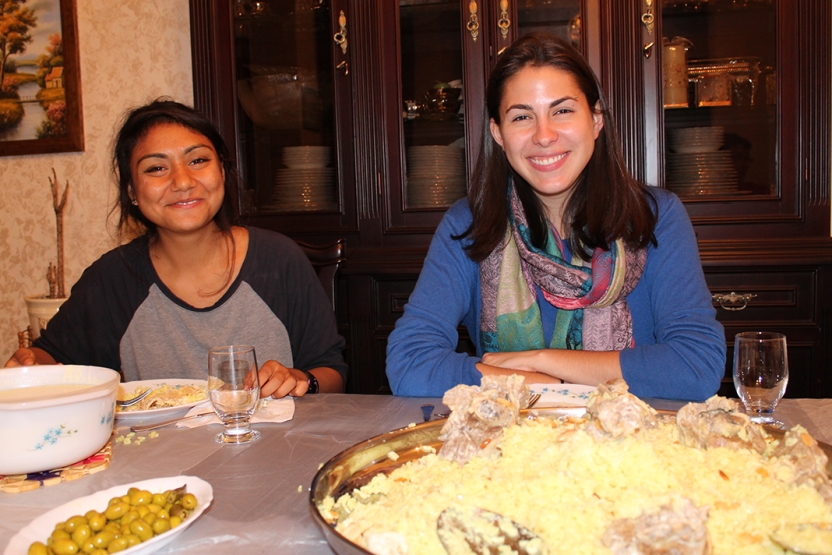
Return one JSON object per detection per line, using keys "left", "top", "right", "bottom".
{"left": 48, "top": 168, "right": 69, "bottom": 299}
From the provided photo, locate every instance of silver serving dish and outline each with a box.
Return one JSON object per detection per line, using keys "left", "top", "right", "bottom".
{"left": 308, "top": 408, "right": 832, "bottom": 555}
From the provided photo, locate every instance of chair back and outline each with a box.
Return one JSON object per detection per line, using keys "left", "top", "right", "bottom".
{"left": 296, "top": 238, "right": 345, "bottom": 312}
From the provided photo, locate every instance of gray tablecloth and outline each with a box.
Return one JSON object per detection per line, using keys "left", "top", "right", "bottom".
{"left": 2, "top": 395, "right": 830, "bottom": 554}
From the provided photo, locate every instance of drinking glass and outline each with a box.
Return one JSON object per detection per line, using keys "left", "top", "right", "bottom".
{"left": 732, "top": 332, "right": 788, "bottom": 424}
{"left": 208, "top": 345, "right": 261, "bottom": 444}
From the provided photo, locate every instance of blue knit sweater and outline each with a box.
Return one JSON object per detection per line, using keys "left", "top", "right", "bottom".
{"left": 386, "top": 187, "right": 725, "bottom": 401}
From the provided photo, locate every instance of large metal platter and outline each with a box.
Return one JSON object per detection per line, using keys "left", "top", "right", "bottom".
{"left": 308, "top": 408, "right": 832, "bottom": 555}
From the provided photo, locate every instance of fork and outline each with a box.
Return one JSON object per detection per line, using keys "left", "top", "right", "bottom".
{"left": 525, "top": 392, "right": 542, "bottom": 409}
{"left": 116, "top": 388, "right": 151, "bottom": 408}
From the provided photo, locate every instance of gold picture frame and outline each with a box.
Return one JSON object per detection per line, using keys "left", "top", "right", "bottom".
{"left": 0, "top": 0, "right": 84, "bottom": 156}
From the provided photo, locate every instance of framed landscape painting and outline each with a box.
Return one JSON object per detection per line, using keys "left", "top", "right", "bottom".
{"left": 0, "top": 0, "right": 83, "bottom": 156}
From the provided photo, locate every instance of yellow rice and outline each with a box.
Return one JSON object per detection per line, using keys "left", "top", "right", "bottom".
{"left": 319, "top": 417, "right": 832, "bottom": 555}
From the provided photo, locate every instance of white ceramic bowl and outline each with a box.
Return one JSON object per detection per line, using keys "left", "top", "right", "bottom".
{"left": 0, "top": 365, "right": 120, "bottom": 475}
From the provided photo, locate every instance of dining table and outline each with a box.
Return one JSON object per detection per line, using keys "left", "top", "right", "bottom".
{"left": 1, "top": 394, "right": 831, "bottom": 555}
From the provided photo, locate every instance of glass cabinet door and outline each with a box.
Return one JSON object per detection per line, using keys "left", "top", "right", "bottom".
{"left": 516, "top": 0, "right": 583, "bottom": 52}
{"left": 233, "top": 0, "right": 342, "bottom": 215}
{"left": 660, "top": 0, "right": 776, "bottom": 200}
{"left": 399, "top": 0, "right": 467, "bottom": 211}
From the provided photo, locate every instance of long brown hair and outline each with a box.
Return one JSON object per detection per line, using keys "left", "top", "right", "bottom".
{"left": 463, "top": 32, "right": 656, "bottom": 262}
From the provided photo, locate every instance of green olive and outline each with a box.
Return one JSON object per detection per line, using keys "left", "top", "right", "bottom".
{"left": 129, "top": 520, "right": 153, "bottom": 542}
{"left": 122, "top": 535, "right": 141, "bottom": 548}
{"left": 90, "top": 531, "right": 114, "bottom": 550}
{"left": 51, "top": 538, "right": 80, "bottom": 555}
{"left": 104, "top": 502, "right": 128, "bottom": 521}
{"left": 120, "top": 511, "right": 138, "bottom": 527}
{"left": 142, "top": 513, "right": 156, "bottom": 526}
{"left": 27, "top": 542, "right": 49, "bottom": 555}
{"left": 102, "top": 523, "right": 120, "bottom": 535}
{"left": 90, "top": 550, "right": 108, "bottom": 555}
{"left": 51, "top": 529, "right": 71, "bottom": 542}
{"left": 79, "top": 539, "right": 96, "bottom": 555}
{"left": 169, "top": 516, "right": 182, "bottom": 528}
{"left": 86, "top": 512, "right": 106, "bottom": 532}
{"left": 151, "top": 519, "right": 171, "bottom": 535}
{"left": 155, "top": 509, "right": 170, "bottom": 520}
{"left": 180, "top": 493, "right": 197, "bottom": 510}
{"left": 151, "top": 493, "right": 166, "bottom": 507}
{"left": 129, "top": 489, "right": 153, "bottom": 506}
{"left": 64, "top": 516, "right": 87, "bottom": 533}
{"left": 169, "top": 504, "right": 188, "bottom": 520}
{"left": 106, "top": 537, "right": 128, "bottom": 553}
{"left": 71, "top": 525, "right": 92, "bottom": 545}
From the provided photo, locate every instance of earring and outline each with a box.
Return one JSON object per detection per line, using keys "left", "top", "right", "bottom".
{"left": 131, "top": 199, "right": 138, "bottom": 206}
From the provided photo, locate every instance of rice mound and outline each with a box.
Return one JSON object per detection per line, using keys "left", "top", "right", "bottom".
{"left": 319, "top": 407, "right": 832, "bottom": 555}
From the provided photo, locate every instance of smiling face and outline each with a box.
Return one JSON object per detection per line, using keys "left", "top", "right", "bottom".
{"left": 489, "top": 65, "right": 603, "bottom": 222}
{"left": 130, "top": 122, "right": 226, "bottom": 236}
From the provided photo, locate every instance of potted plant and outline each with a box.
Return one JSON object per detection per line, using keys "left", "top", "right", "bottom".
{"left": 25, "top": 168, "right": 69, "bottom": 339}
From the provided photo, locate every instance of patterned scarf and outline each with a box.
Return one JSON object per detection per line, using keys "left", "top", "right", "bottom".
{"left": 480, "top": 182, "right": 646, "bottom": 354}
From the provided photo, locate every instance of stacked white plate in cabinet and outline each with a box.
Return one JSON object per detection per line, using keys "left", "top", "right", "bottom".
{"left": 271, "top": 146, "right": 337, "bottom": 210}
{"left": 406, "top": 145, "right": 467, "bottom": 207}
{"left": 666, "top": 126, "right": 739, "bottom": 195}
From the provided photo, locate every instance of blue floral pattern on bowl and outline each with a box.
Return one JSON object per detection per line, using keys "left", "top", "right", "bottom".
{"left": 33, "top": 425, "right": 78, "bottom": 451}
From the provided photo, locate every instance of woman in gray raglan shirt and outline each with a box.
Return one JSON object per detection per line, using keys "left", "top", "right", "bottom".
{"left": 5, "top": 99, "right": 347, "bottom": 398}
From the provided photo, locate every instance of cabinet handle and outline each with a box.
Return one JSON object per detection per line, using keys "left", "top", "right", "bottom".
{"left": 333, "top": 10, "right": 347, "bottom": 55}
{"left": 467, "top": 1, "right": 479, "bottom": 42}
{"left": 497, "top": 0, "right": 511, "bottom": 40}
{"left": 712, "top": 292, "right": 757, "bottom": 311}
{"left": 641, "top": 0, "right": 654, "bottom": 35}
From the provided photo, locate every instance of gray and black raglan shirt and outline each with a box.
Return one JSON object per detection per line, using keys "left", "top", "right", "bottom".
{"left": 34, "top": 227, "right": 347, "bottom": 382}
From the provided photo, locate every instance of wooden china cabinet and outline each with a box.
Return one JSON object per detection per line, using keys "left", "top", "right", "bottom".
{"left": 189, "top": 0, "right": 832, "bottom": 397}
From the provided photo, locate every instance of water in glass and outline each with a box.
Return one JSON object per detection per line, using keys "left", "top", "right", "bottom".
{"left": 208, "top": 345, "right": 261, "bottom": 444}
{"left": 732, "top": 332, "right": 788, "bottom": 424}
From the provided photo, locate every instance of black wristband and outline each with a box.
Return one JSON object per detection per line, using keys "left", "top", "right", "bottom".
{"left": 302, "top": 370, "right": 319, "bottom": 394}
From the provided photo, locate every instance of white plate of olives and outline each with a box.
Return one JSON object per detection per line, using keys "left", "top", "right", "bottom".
{"left": 4, "top": 475, "right": 212, "bottom": 555}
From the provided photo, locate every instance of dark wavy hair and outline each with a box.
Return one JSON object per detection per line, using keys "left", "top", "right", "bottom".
{"left": 111, "top": 98, "right": 240, "bottom": 242}
{"left": 464, "top": 32, "right": 656, "bottom": 262}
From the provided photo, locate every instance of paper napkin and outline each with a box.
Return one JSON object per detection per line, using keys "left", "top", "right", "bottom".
{"left": 176, "top": 397, "right": 295, "bottom": 428}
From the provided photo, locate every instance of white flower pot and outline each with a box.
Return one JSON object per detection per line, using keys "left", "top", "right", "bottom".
{"left": 25, "top": 296, "right": 67, "bottom": 340}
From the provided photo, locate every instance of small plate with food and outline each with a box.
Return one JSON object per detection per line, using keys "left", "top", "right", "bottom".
{"left": 528, "top": 383, "right": 596, "bottom": 408}
{"left": 115, "top": 379, "right": 209, "bottom": 421}
{"left": 4, "top": 475, "right": 212, "bottom": 555}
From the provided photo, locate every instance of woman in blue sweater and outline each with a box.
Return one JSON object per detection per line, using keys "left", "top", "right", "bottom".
{"left": 386, "top": 33, "right": 725, "bottom": 401}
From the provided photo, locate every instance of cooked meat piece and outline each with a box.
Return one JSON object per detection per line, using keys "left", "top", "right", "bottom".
{"left": 437, "top": 506, "right": 548, "bottom": 555}
{"left": 602, "top": 497, "right": 712, "bottom": 555}
{"left": 676, "top": 396, "right": 767, "bottom": 453}
{"left": 438, "top": 374, "right": 528, "bottom": 464}
{"left": 584, "top": 379, "right": 658, "bottom": 440}
{"left": 771, "top": 425, "right": 832, "bottom": 504}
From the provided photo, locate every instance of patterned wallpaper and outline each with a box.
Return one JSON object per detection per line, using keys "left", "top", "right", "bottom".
{"left": 0, "top": 0, "right": 193, "bottom": 359}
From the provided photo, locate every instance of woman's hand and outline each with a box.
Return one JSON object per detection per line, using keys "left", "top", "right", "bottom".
{"left": 257, "top": 360, "right": 310, "bottom": 399}
{"left": 4, "top": 347, "right": 57, "bottom": 368}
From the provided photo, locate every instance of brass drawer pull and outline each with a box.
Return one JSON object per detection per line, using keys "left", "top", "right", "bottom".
{"left": 712, "top": 292, "right": 757, "bottom": 311}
